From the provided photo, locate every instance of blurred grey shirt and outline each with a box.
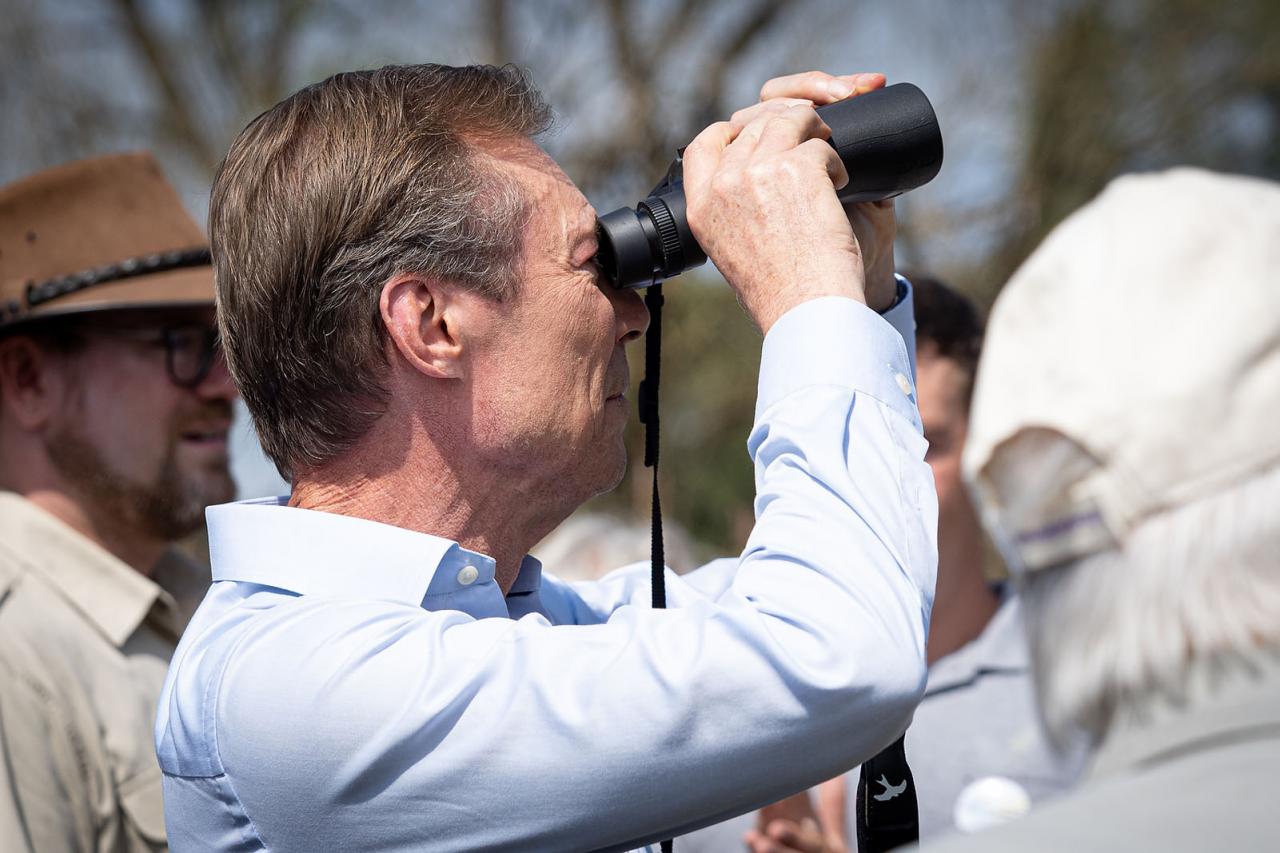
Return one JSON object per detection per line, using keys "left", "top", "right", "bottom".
{"left": 679, "top": 596, "right": 1084, "bottom": 850}
{"left": 884, "top": 596, "right": 1084, "bottom": 838}
{"left": 919, "top": 651, "right": 1280, "bottom": 852}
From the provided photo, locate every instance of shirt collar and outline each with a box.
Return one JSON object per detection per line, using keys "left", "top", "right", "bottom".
{"left": 207, "top": 496, "right": 520, "bottom": 606}
{"left": 0, "top": 491, "right": 173, "bottom": 647}
{"left": 508, "top": 554, "right": 544, "bottom": 595}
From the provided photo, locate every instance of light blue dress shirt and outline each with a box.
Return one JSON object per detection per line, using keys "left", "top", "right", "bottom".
{"left": 155, "top": 292, "right": 936, "bottom": 852}
{"left": 675, "top": 597, "right": 1087, "bottom": 851}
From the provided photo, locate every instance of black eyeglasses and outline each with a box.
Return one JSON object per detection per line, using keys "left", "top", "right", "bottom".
{"left": 84, "top": 325, "right": 223, "bottom": 389}
{"left": 157, "top": 327, "right": 222, "bottom": 389}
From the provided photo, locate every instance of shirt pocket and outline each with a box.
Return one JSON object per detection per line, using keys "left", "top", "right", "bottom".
{"left": 118, "top": 766, "right": 168, "bottom": 849}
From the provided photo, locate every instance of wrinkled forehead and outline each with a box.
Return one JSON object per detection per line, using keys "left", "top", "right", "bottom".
{"left": 480, "top": 138, "right": 596, "bottom": 249}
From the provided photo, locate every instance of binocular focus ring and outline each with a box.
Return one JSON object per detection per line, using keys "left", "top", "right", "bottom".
{"left": 641, "top": 198, "right": 685, "bottom": 275}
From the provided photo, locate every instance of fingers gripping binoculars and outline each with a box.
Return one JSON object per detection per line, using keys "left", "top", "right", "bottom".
{"left": 596, "top": 83, "right": 944, "bottom": 289}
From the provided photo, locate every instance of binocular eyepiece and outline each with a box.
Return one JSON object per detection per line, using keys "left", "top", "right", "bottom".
{"left": 596, "top": 82, "right": 944, "bottom": 290}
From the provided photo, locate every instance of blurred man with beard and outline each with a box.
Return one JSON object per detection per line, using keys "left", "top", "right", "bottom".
{"left": 0, "top": 152, "right": 237, "bottom": 852}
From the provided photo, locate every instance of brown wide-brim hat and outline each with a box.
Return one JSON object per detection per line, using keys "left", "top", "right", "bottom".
{"left": 0, "top": 151, "right": 214, "bottom": 332}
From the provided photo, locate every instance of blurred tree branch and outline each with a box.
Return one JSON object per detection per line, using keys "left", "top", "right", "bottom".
{"left": 2, "top": 0, "right": 355, "bottom": 183}
{"left": 982, "top": 0, "right": 1280, "bottom": 301}
{"left": 112, "top": 0, "right": 220, "bottom": 171}
{"left": 687, "top": 0, "right": 789, "bottom": 129}
{"left": 478, "top": 0, "right": 809, "bottom": 204}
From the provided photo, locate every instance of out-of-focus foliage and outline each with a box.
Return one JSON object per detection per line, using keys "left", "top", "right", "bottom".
{"left": 0, "top": 0, "right": 361, "bottom": 177}
{"left": 3, "top": 0, "right": 1277, "bottom": 556}
{"left": 605, "top": 0, "right": 1280, "bottom": 554}
{"left": 980, "top": 0, "right": 1280, "bottom": 301}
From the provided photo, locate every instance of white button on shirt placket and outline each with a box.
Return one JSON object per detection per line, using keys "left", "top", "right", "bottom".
{"left": 457, "top": 565, "right": 480, "bottom": 586}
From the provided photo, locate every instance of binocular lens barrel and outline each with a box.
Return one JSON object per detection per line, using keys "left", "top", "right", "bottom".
{"left": 597, "top": 82, "right": 944, "bottom": 290}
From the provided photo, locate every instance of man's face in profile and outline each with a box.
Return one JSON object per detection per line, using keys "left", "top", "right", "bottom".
{"left": 43, "top": 307, "right": 238, "bottom": 540}
{"left": 459, "top": 140, "right": 649, "bottom": 508}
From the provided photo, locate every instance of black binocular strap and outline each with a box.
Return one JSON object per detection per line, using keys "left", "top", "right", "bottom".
{"left": 856, "top": 734, "right": 919, "bottom": 852}
{"left": 638, "top": 284, "right": 672, "bottom": 853}
{"left": 638, "top": 283, "right": 917, "bottom": 853}
{"left": 640, "top": 284, "right": 666, "bottom": 611}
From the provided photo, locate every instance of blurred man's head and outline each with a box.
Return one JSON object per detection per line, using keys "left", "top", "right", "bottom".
{"left": 210, "top": 64, "right": 647, "bottom": 530}
{"left": 912, "top": 276, "right": 984, "bottom": 584}
{"left": 963, "top": 168, "right": 1280, "bottom": 746}
{"left": 0, "top": 154, "right": 237, "bottom": 549}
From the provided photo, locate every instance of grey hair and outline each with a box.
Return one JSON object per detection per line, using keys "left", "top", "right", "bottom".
{"left": 1020, "top": 462, "right": 1280, "bottom": 748}
{"left": 209, "top": 64, "right": 553, "bottom": 479}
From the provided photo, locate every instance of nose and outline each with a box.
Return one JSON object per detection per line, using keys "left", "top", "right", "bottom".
{"left": 611, "top": 285, "right": 650, "bottom": 344}
{"left": 194, "top": 349, "right": 239, "bottom": 402}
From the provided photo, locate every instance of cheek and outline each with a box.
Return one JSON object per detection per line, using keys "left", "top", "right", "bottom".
{"left": 70, "top": 360, "right": 175, "bottom": 462}
{"left": 561, "top": 287, "right": 617, "bottom": 355}
{"left": 475, "top": 281, "right": 619, "bottom": 441}
{"left": 548, "top": 292, "right": 618, "bottom": 397}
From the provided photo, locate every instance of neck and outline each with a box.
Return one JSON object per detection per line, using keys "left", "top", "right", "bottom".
{"left": 926, "top": 529, "right": 1000, "bottom": 665}
{"left": 290, "top": 413, "right": 570, "bottom": 594}
{"left": 22, "top": 487, "right": 167, "bottom": 575}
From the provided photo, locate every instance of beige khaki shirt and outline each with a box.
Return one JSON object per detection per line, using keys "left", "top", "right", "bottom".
{"left": 0, "top": 493, "right": 207, "bottom": 852}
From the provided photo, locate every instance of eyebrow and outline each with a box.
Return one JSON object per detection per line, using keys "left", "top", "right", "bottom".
{"left": 569, "top": 223, "right": 599, "bottom": 267}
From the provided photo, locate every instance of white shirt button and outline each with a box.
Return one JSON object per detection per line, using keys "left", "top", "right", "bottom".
{"left": 894, "top": 372, "right": 914, "bottom": 396}
{"left": 457, "top": 565, "right": 480, "bottom": 586}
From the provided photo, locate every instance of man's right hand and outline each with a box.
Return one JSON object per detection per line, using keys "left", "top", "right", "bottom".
{"left": 682, "top": 76, "right": 867, "bottom": 334}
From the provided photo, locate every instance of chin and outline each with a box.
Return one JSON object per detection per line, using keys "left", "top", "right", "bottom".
{"left": 583, "top": 446, "right": 629, "bottom": 500}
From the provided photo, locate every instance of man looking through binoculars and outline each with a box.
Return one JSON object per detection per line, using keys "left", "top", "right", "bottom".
{"left": 157, "top": 66, "right": 936, "bottom": 852}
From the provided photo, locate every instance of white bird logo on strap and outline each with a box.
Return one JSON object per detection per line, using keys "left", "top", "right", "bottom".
{"left": 873, "top": 775, "right": 908, "bottom": 802}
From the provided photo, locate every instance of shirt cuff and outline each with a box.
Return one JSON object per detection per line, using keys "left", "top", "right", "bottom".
{"left": 756, "top": 295, "right": 921, "bottom": 430}
{"left": 884, "top": 274, "right": 917, "bottom": 379}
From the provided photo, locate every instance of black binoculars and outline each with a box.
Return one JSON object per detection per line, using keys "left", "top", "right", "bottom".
{"left": 596, "top": 83, "right": 943, "bottom": 290}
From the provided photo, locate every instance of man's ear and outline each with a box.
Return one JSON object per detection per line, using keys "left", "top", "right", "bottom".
{"left": 0, "top": 335, "right": 65, "bottom": 431}
{"left": 380, "top": 273, "right": 466, "bottom": 380}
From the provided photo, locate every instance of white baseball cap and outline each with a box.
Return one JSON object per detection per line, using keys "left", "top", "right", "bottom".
{"left": 963, "top": 167, "right": 1280, "bottom": 575}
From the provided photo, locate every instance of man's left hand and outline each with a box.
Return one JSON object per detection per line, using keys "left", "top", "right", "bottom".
{"left": 740, "top": 71, "right": 898, "bottom": 312}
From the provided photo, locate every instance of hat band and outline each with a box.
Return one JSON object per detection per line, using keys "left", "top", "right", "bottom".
{"left": 21, "top": 246, "right": 212, "bottom": 311}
